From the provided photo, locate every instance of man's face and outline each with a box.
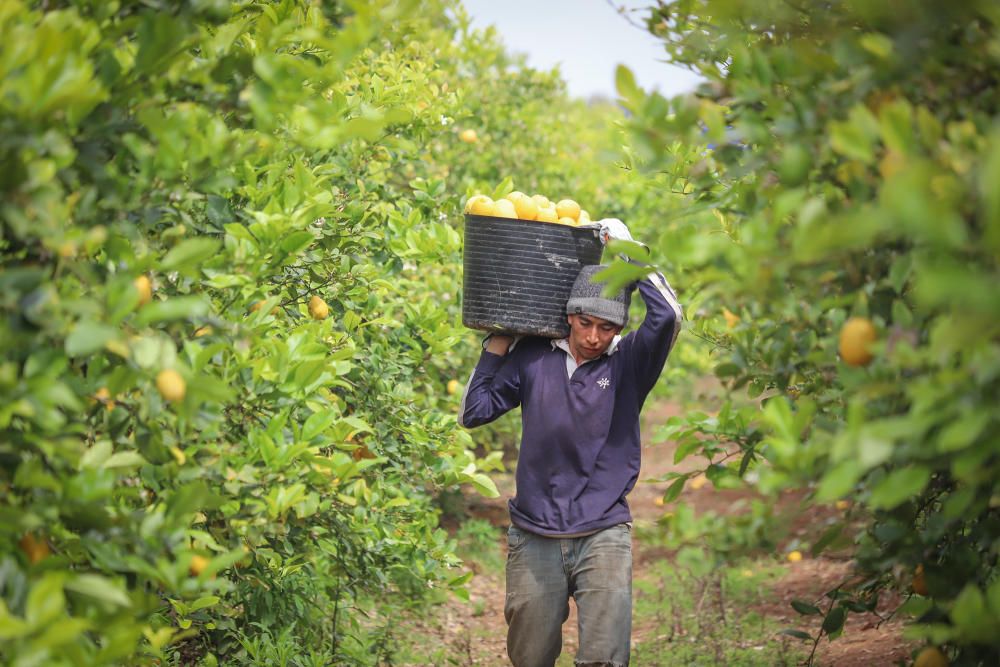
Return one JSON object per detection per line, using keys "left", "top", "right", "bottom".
{"left": 567, "top": 313, "right": 622, "bottom": 362}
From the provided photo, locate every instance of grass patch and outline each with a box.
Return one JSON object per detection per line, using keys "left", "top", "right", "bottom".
{"left": 631, "top": 553, "right": 806, "bottom": 666}
{"left": 455, "top": 517, "right": 506, "bottom": 574}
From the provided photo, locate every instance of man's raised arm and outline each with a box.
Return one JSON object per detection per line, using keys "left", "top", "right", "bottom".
{"left": 458, "top": 335, "right": 522, "bottom": 428}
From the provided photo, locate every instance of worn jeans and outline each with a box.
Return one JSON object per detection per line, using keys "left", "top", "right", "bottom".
{"left": 504, "top": 523, "right": 632, "bottom": 667}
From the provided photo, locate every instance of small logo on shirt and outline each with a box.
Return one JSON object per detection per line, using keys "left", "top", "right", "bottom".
{"left": 597, "top": 377, "right": 610, "bottom": 389}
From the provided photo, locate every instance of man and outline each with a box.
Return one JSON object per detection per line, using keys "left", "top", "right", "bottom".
{"left": 458, "top": 220, "right": 682, "bottom": 666}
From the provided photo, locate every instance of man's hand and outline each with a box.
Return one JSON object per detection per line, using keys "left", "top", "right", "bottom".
{"left": 484, "top": 334, "right": 516, "bottom": 356}
{"left": 597, "top": 218, "right": 633, "bottom": 245}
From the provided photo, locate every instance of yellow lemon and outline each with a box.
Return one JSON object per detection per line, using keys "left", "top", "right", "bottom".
{"left": 914, "top": 647, "right": 949, "bottom": 667}
{"left": 912, "top": 564, "right": 929, "bottom": 596}
{"left": 134, "top": 275, "right": 153, "bottom": 306}
{"left": 189, "top": 554, "right": 210, "bottom": 577}
{"left": 531, "top": 194, "right": 551, "bottom": 208}
{"left": 459, "top": 129, "right": 478, "bottom": 143}
{"left": 250, "top": 300, "right": 279, "bottom": 315}
{"left": 536, "top": 206, "right": 559, "bottom": 223}
{"left": 495, "top": 199, "right": 517, "bottom": 218}
{"left": 512, "top": 196, "right": 538, "bottom": 220}
{"left": 578, "top": 209, "right": 592, "bottom": 224}
{"left": 465, "top": 195, "right": 497, "bottom": 217}
{"left": 787, "top": 550, "right": 803, "bottom": 563}
{"left": 156, "top": 369, "right": 186, "bottom": 402}
{"left": 555, "top": 199, "right": 581, "bottom": 221}
{"left": 505, "top": 191, "right": 529, "bottom": 202}
{"left": 834, "top": 499, "right": 850, "bottom": 511}
{"left": 838, "top": 317, "right": 877, "bottom": 367}
{"left": 557, "top": 216, "right": 578, "bottom": 226}
{"left": 447, "top": 379, "right": 460, "bottom": 395}
{"left": 308, "top": 295, "right": 329, "bottom": 320}
{"left": 18, "top": 533, "right": 51, "bottom": 564}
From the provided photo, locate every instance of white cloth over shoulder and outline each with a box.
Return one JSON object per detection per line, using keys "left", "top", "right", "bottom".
{"left": 597, "top": 218, "right": 632, "bottom": 245}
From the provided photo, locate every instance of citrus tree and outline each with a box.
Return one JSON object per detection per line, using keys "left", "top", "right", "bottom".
{"left": 0, "top": 1, "right": 626, "bottom": 664}
{"left": 610, "top": 0, "right": 1000, "bottom": 663}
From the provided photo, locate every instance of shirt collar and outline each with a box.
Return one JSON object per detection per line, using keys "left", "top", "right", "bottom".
{"left": 551, "top": 335, "right": 622, "bottom": 358}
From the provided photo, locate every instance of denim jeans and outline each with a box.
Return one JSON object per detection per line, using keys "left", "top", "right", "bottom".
{"left": 504, "top": 523, "right": 632, "bottom": 667}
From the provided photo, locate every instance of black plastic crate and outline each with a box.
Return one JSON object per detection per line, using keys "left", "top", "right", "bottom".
{"left": 462, "top": 214, "right": 604, "bottom": 338}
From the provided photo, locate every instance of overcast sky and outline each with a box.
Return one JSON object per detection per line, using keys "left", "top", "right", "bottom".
{"left": 458, "top": 0, "right": 702, "bottom": 100}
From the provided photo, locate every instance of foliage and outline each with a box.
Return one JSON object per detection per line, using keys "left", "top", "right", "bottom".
{"left": 0, "top": 1, "right": 626, "bottom": 664}
{"left": 632, "top": 555, "right": 804, "bottom": 666}
{"left": 614, "top": 0, "right": 1000, "bottom": 662}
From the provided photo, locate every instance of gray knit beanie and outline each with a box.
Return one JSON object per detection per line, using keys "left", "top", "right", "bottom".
{"left": 565, "top": 264, "right": 632, "bottom": 327}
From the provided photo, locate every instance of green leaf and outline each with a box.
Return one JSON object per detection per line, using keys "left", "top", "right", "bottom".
{"left": 986, "top": 577, "right": 1000, "bottom": 619}
{"left": 65, "top": 574, "right": 131, "bottom": 608}
{"left": 791, "top": 599, "right": 822, "bottom": 615}
{"left": 26, "top": 573, "right": 65, "bottom": 627}
{"left": 981, "top": 127, "right": 1000, "bottom": 252}
{"left": 275, "top": 231, "right": 314, "bottom": 261}
{"left": 937, "top": 411, "right": 991, "bottom": 453}
{"left": 810, "top": 523, "right": 844, "bottom": 557}
{"left": 66, "top": 321, "right": 119, "bottom": 357}
{"left": 135, "top": 296, "right": 210, "bottom": 325}
{"left": 829, "top": 104, "right": 880, "bottom": 163}
{"left": 878, "top": 99, "right": 914, "bottom": 154}
{"left": 868, "top": 466, "right": 931, "bottom": 509}
{"left": 662, "top": 475, "right": 688, "bottom": 503}
{"left": 135, "top": 13, "right": 188, "bottom": 75}
{"left": 161, "top": 238, "right": 221, "bottom": 275}
{"left": 80, "top": 439, "right": 113, "bottom": 469}
{"left": 950, "top": 584, "right": 995, "bottom": 642}
{"left": 778, "top": 628, "right": 812, "bottom": 641}
{"left": 0, "top": 600, "right": 31, "bottom": 640}
{"left": 302, "top": 409, "right": 339, "bottom": 441}
{"left": 189, "top": 596, "right": 220, "bottom": 611}
{"left": 469, "top": 472, "right": 499, "bottom": 498}
{"left": 822, "top": 606, "right": 847, "bottom": 636}
{"left": 102, "top": 450, "right": 147, "bottom": 469}
{"left": 615, "top": 64, "right": 642, "bottom": 109}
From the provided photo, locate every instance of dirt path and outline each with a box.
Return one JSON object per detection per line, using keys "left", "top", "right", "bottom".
{"left": 409, "top": 400, "right": 912, "bottom": 666}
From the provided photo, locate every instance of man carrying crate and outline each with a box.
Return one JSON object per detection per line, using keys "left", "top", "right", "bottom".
{"left": 458, "top": 220, "right": 682, "bottom": 667}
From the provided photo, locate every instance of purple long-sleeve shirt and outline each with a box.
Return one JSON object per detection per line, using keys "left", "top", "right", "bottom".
{"left": 459, "top": 273, "right": 682, "bottom": 536}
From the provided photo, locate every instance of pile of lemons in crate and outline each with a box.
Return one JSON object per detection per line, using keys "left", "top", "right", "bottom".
{"left": 464, "top": 191, "right": 591, "bottom": 226}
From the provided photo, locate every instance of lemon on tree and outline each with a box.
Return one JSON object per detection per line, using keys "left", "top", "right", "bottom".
{"left": 459, "top": 128, "right": 478, "bottom": 143}
{"left": 134, "top": 275, "right": 153, "bottom": 306}
{"left": 308, "top": 295, "right": 329, "bottom": 320}
{"left": 189, "top": 554, "right": 210, "bottom": 577}
{"left": 914, "top": 647, "right": 949, "bottom": 667}
{"left": 447, "top": 379, "right": 460, "bottom": 395}
{"left": 156, "top": 369, "right": 186, "bottom": 403}
{"left": 18, "top": 533, "right": 50, "bottom": 564}
{"left": 838, "top": 316, "right": 877, "bottom": 366}
{"left": 912, "top": 564, "right": 928, "bottom": 596}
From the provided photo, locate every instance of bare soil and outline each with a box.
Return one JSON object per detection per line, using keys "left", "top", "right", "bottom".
{"left": 405, "top": 399, "right": 914, "bottom": 666}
